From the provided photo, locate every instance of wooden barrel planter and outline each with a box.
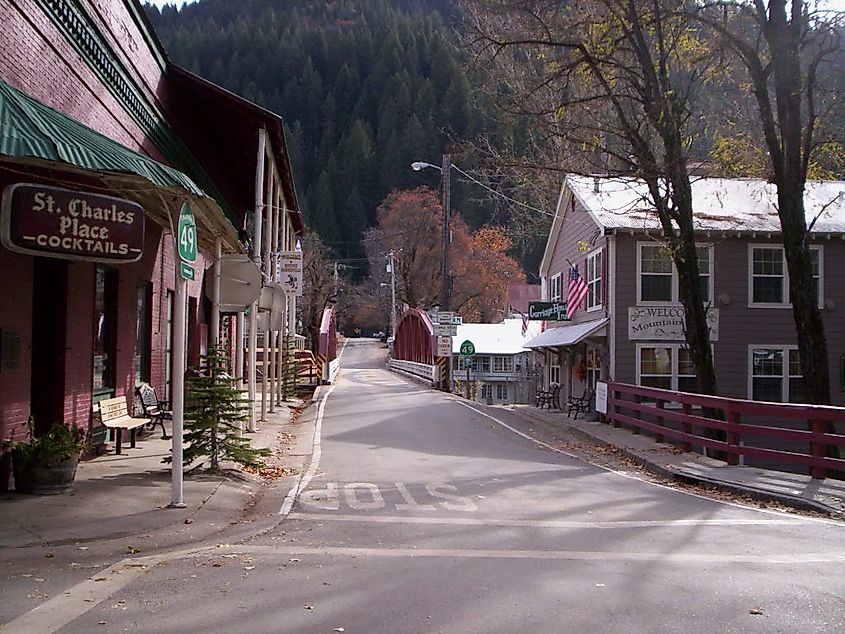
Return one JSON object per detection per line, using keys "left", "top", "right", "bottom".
{"left": 12, "top": 453, "right": 79, "bottom": 495}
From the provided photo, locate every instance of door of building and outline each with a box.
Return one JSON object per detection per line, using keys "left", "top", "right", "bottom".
{"left": 30, "top": 257, "right": 68, "bottom": 435}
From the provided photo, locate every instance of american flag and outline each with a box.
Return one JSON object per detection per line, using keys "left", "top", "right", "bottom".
{"left": 566, "top": 265, "right": 589, "bottom": 319}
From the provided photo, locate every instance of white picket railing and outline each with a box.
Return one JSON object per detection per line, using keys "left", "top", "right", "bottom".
{"left": 388, "top": 358, "right": 438, "bottom": 385}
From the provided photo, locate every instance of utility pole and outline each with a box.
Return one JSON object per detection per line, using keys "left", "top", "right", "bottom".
{"left": 333, "top": 261, "right": 339, "bottom": 293}
{"left": 441, "top": 153, "right": 452, "bottom": 310}
{"left": 388, "top": 250, "right": 397, "bottom": 337}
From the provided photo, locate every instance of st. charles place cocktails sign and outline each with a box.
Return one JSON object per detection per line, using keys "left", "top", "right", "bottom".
{"left": 1, "top": 184, "right": 144, "bottom": 263}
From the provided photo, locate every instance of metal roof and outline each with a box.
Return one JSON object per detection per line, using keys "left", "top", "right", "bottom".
{"left": 0, "top": 79, "right": 206, "bottom": 197}
{"left": 523, "top": 318, "right": 609, "bottom": 349}
{"left": 567, "top": 175, "right": 845, "bottom": 234}
{"left": 452, "top": 319, "right": 541, "bottom": 355}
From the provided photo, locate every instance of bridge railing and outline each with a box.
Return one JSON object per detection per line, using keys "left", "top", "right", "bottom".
{"left": 388, "top": 358, "right": 438, "bottom": 385}
{"left": 604, "top": 382, "right": 845, "bottom": 479}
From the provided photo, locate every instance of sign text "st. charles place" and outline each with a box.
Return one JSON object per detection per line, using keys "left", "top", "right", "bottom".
{"left": 1, "top": 183, "right": 145, "bottom": 263}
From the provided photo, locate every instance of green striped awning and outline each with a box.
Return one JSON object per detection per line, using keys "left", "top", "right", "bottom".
{"left": 0, "top": 79, "right": 206, "bottom": 197}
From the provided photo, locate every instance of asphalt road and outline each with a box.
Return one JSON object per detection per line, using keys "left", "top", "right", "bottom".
{"left": 53, "top": 340, "right": 845, "bottom": 632}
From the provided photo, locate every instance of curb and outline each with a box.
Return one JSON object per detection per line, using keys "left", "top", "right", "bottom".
{"left": 507, "top": 406, "right": 841, "bottom": 517}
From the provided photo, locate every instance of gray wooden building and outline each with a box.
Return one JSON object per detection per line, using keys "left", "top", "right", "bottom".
{"left": 527, "top": 175, "right": 845, "bottom": 412}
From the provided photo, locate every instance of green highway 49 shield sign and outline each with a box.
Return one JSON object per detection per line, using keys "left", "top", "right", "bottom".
{"left": 177, "top": 202, "right": 197, "bottom": 263}
{"left": 459, "top": 340, "right": 475, "bottom": 356}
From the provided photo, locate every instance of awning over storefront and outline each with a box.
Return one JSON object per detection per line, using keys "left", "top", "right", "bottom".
{"left": 523, "top": 318, "right": 609, "bottom": 349}
{"left": 0, "top": 79, "right": 205, "bottom": 197}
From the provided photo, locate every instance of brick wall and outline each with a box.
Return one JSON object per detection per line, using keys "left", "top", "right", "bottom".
{"left": 63, "top": 262, "right": 95, "bottom": 430}
{"left": 0, "top": 0, "right": 167, "bottom": 160}
{"left": 0, "top": 249, "right": 33, "bottom": 443}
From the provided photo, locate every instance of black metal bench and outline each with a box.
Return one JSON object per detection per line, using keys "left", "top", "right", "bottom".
{"left": 567, "top": 387, "right": 595, "bottom": 419}
{"left": 135, "top": 383, "right": 171, "bottom": 439}
{"left": 536, "top": 383, "right": 561, "bottom": 409}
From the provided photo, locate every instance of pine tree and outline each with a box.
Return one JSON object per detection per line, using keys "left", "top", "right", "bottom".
{"left": 170, "top": 347, "right": 269, "bottom": 473}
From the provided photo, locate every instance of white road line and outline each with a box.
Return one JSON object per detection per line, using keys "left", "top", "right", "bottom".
{"left": 279, "top": 338, "right": 348, "bottom": 516}
{"left": 219, "top": 543, "right": 845, "bottom": 565}
{"left": 286, "top": 512, "right": 808, "bottom": 529}
{"left": 1, "top": 558, "right": 155, "bottom": 634}
{"left": 453, "top": 400, "right": 844, "bottom": 526}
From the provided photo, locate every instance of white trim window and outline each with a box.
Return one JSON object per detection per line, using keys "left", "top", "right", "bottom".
{"left": 454, "top": 356, "right": 490, "bottom": 373}
{"left": 550, "top": 273, "right": 562, "bottom": 302}
{"left": 586, "top": 249, "right": 603, "bottom": 310}
{"left": 749, "top": 346, "right": 806, "bottom": 403}
{"left": 637, "top": 344, "right": 698, "bottom": 393}
{"left": 496, "top": 383, "right": 508, "bottom": 400}
{"left": 549, "top": 352, "right": 561, "bottom": 385}
{"left": 481, "top": 384, "right": 493, "bottom": 400}
{"left": 637, "top": 243, "right": 712, "bottom": 304}
{"left": 748, "top": 245, "right": 821, "bottom": 308}
{"left": 493, "top": 356, "right": 515, "bottom": 373}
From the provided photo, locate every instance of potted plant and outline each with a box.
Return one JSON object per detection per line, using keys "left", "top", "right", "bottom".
{"left": 8, "top": 417, "right": 85, "bottom": 495}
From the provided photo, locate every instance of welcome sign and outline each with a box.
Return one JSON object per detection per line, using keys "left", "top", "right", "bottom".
{"left": 1, "top": 184, "right": 144, "bottom": 263}
{"left": 628, "top": 305, "right": 719, "bottom": 341}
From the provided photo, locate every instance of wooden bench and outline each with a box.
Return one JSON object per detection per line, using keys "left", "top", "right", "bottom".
{"left": 98, "top": 396, "right": 150, "bottom": 455}
{"left": 135, "top": 383, "right": 171, "bottom": 439}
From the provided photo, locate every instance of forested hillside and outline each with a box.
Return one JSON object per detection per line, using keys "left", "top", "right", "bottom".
{"left": 147, "top": 0, "right": 504, "bottom": 264}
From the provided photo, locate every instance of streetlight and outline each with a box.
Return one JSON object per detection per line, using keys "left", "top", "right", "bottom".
{"left": 411, "top": 156, "right": 553, "bottom": 310}
{"left": 410, "top": 154, "right": 452, "bottom": 310}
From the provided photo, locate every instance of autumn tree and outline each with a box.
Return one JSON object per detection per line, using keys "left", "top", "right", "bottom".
{"left": 461, "top": 0, "right": 723, "bottom": 396}
{"left": 369, "top": 187, "right": 445, "bottom": 309}
{"left": 369, "top": 186, "right": 524, "bottom": 322}
{"left": 694, "top": 1, "right": 844, "bottom": 405}
{"left": 459, "top": 227, "right": 525, "bottom": 321}
{"left": 298, "top": 231, "right": 335, "bottom": 353}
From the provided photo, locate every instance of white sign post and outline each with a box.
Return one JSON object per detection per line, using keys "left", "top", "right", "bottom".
{"left": 170, "top": 203, "right": 195, "bottom": 509}
{"left": 437, "top": 336, "right": 452, "bottom": 357}
{"left": 596, "top": 381, "right": 608, "bottom": 415}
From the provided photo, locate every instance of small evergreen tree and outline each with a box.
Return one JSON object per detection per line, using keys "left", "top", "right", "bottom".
{"left": 169, "top": 347, "right": 269, "bottom": 473}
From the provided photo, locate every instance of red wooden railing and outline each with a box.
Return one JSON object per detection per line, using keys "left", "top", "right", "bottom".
{"left": 604, "top": 382, "right": 845, "bottom": 479}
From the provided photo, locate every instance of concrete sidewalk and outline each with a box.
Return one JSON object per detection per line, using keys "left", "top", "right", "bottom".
{"left": 1, "top": 405, "right": 293, "bottom": 548}
{"left": 0, "top": 395, "right": 316, "bottom": 627}
{"left": 505, "top": 404, "right": 845, "bottom": 516}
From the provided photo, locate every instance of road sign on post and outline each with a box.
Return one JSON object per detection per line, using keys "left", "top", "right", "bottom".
{"left": 177, "top": 203, "right": 197, "bottom": 262}
{"left": 177, "top": 203, "right": 196, "bottom": 280}
{"left": 459, "top": 339, "right": 475, "bottom": 400}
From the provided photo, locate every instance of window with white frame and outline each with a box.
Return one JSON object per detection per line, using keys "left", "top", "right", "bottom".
{"left": 549, "top": 352, "right": 561, "bottom": 385}
{"left": 550, "top": 273, "right": 562, "bottom": 302}
{"left": 481, "top": 384, "right": 493, "bottom": 400}
{"left": 637, "top": 345, "right": 698, "bottom": 393}
{"left": 493, "top": 356, "right": 514, "bottom": 373}
{"left": 750, "top": 346, "right": 807, "bottom": 403}
{"left": 497, "top": 384, "right": 508, "bottom": 400}
{"left": 749, "top": 245, "right": 821, "bottom": 307}
{"left": 453, "top": 355, "right": 490, "bottom": 373}
{"left": 586, "top": 250, "right": 603, "bottom": 310}
{"left": 638, "top": 243, "right": 712, "bottom": 304}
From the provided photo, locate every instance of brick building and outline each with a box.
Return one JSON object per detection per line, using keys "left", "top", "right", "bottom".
{"left": 0, "top": 0, "right": 302, "bottom": 463}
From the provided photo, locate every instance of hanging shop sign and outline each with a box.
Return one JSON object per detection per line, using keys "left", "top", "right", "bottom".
{"left": 1, "top": 183, "right": 144, "bottom": 263}
{"left": 528, "top": 301, "right": 569, "bottom": 321}
{"left": 628, "top": 305, "right": 719, "bottom": 341}
{"left": 278, "top": 250, "right": 303, "bottom": 297}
